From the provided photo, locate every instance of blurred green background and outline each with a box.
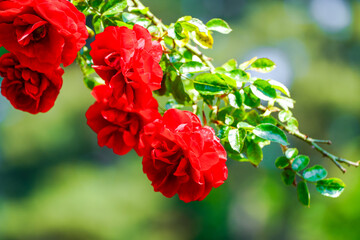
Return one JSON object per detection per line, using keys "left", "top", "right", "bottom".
{"left": 1, "top": 0, "right": 360, "bottom": 239}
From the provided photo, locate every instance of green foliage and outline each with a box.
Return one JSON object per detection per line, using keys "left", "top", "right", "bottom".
{"left": 249, "top": 58, "right": 276, "bottom": 73}
{"left": 253, "top": 123, "right": 289, "bottom": 145}
{"left": 297, "top": 181, "right": 310, "bottom": 207}
{"left": 285, "top": 148, "right": 298, "bottom": 159}
{"left": 281, "top": 169, "right": 295, "bottom": 185}
{"left": 316, "top": 178, "right": 345, "bottom": 198}
{"left": 72, "top": 0, "right": 357, "bottom": 206}
{"left": 275, "top": 156, "right": 289, "bottom": 169}
{"left": 292, "top": 155, "right": 310, "bottom": 171}
{"left": 206, "top": 18, "right": 232, "bottom": 34}
{"left": 228, "top": 129, "right": 245, "bottom": 153}
{"left": 303, "top": 165, "right": 327, "bottom": 182}
{"left": 180, "top": 61, "right": 209, "bottom": 74}
{"left": 193, "top": 73, "right": 232, "bottom": 95}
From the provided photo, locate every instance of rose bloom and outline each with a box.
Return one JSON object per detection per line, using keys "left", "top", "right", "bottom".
{"left": 0, "top": 0, "right": 88, "bottom": 73}
{"left": 141, "top": 109, "right": 228, "bottom": 202}
{"left": 90, "top": 25, "right": 163, "bottom": 105}
{"left": 0, "top": 53, "right": 63, "bottom": 114}
{"left": 86, "top": 84, "right": 160, "bottom": 156}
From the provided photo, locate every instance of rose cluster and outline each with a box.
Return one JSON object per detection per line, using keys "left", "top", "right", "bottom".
{"left": 0, "top": 0, "right": 88, "bottom": 113}
{"left": 0, "top": 0, "right": 228, "bottom": 202}
{"left": 86, "top": 25, "right": 228, "bottom": 202}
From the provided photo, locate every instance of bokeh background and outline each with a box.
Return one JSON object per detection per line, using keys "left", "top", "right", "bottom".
{"left": 1, "top": 0, "right": 360, "bottom": 239}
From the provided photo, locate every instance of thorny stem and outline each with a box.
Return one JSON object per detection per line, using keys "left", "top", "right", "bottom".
{"left": 131, "top": 0, "right": 216, "bottom": 73}
{"left": 258, "top": 105, "right": 359, "bottom": 173}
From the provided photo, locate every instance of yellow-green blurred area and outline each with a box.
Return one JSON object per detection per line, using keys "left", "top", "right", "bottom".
{"left": 1, "top": 0, "right": 360, "bottom": 239}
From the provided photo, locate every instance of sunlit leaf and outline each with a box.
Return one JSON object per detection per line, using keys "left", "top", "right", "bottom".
{"left": 278, "top": 110, "right": 292, "bottom": 122}
{"left": 253, "top": 123, "right": 289, "bottom": 145}
{"left": 103, "top": 1, "right": 127, "bottom": 16}
{"left": 285, "top": 148, "right": 298, "bottom": 159}
{"left": 316, "top": 178, "right": 345, "bottom": 198}
{"left": 206, "top": 18, "right": 232, "bottom": 34}
{"left": 292, "top": 155, "right": 310, "bottom": 171}
{"left": 303, "top": 165, "right": 327, "bottom": 182}
{"left": 180, "top": 61, "right": 209, "bottom": 74}
{"left": 228, "top": 129, "right": 246, "bottom": 153}
{"left": 193, "top": 73, "right": 231, "bottom": 95}
{"left": 249, "top": 58, "right": 276, "bottom": 73}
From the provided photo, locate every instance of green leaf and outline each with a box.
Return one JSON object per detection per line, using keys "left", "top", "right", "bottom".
{"left": 103, "top": 1, "right": 127, "bottom": 16}
{"left": 148, "top": 25, "right": 159, "bottom": 34}
{"left": 174, "top": 22, "right": 186, "bottom": 39}
{"left": 122, "top": 12, "right": 139, "bottom": 23}
{"left": 206, "top": 18, "right": 232, "bottom": 34}
{"left": 275, "top": 156, "right": 289, "bottom": 169}
{"left": 269, "top": 80, "right": 290, "bottom": 97}
{"left": 192, "top": 30, "right": 214, "bottom": 49}
{"left": 228, "top": 129, "right": 246, "bottom": 153}
{"left": 92, "top": 15, "right": 104, "bottom": 33}
{"left": 228, "top": 91, "right": 242, "bottom": 108}
{"left": 225, "top": 69, "right": 249, "bottom": 82}
{"left": 287, "top": 117, "right": 299, "bottom": 132}
{"left": 247, "top": 141, "right": 263, "bottom": 166}
{"left": 251, "top": 79, "right": 277, "bottom": 100}
{"left": 253, "top": 123, "right": 289, "bottom": 145}
{"left": 180, "top": 61, "right": 209, "bottom": 74}
{"left": 89, "top": 0, "right": 103, "bottom": 8}
{"left": 128, "top": 6, "right": 149, "bottom": 14}
{"left": 261, "top": 116, "right": 278, "bottom": 125}
{"left": 249, "top": 58, "right": 276, "bottom": 73}
{"left": 244, "top": 87, "right": 260, "bottom": 107}
{"left": 0, "top": 47, "right": 9, "bottom": 57}
{"left": 303, "top": 165, "right": 327, "bottom": 182}
{"left": 115, "top": 20, "right": 133, "bottom": 28}
{"left": 285, "top": 148, "right": 298, "bottom": 159}
{"left": 165, "top": 99, "right": 184, "bottom": 110}
{"left": 194, "top": 73, "right": 231, "bottom": 95}
{"left": 278, "top": 110, "right": 292, "bottom": 122}
{"left": 292, "top": 155, "right": 310, "bottom": 171}
{"left": 84, "top": 76, "right": 105, "bottom": 90}
{"left": 221, "top": 59, "right": 237, "bottom": 71}
{"left": 171, "top": 76, "right": 191, "bottom": 104}
{"left": 225, "top": 114, "right": 234, "bottom": 125}
{"left": 237, "top": 122, "right": 254, "bottom": 130}
{"left": 218, "top": 125, "right": 230, "bottom": 140}
{"left": 297, "top": 181, "right": 310, "bottom": 207}
{"left": 219, "top": 74, "right": 237, "bottom": 89}
{"left": 71, "top": 0, "right": 88, "bottom": 12}
{"left": 133, "top": 18, "right": 152, "bottom": 28}
{"left": 246, "top": 110, "right": 260, "bottom": 126}
{"left": 276, "top": 96, "right": 295, "bottom": 110}
{"left": 239, "top": 57, "right": 257, "bottom": 70}
{"left": 186, "top": 18, "right": 208, "bottom": 32}
{"left": 316, "top": 178, "right": 345, "bottom": 198}
{"left": 281, "top": 169, "right": 295, "bottom": 185}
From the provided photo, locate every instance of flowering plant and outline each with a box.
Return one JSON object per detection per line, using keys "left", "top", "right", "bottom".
{"left": 0, "top": 0, "right": 358, "bottom": 206}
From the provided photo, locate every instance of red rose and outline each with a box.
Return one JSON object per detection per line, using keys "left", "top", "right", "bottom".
{"left": 0, "top": 0, "right": 88, "bottom": 73}
{"left": 0, "top": 53, "right": 63, "bottom": 114}
{"left": 86, "top": 84, "right": 160, "bottom": 156}
{"left": 90, "top": 25, "right": 163, "bottom": 95}
{"left": 141, "top": 109, "right": 228, "bottom": 202}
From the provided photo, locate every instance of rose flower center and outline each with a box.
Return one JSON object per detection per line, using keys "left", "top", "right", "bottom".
{"left": 14, "top": 14, "right": 48, "bottom": 46}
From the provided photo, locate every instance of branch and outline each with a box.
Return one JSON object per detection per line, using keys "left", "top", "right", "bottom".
{"left": 131, "top": 0, "right": 359, "bottom": 173}
{"left": 258, "top": 105, "right": 359, "bottom": 173}
{"left": 131, "top": 0, "right": 216, "bottom": 73}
